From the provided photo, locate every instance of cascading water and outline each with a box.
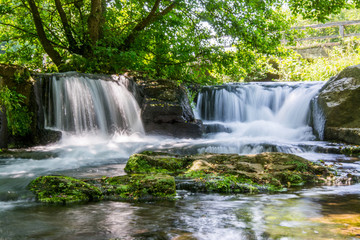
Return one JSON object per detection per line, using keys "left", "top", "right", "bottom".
{"left": 197, "top": 82, "right": 325, "bottom": 141}
{"left": 192, "top": 82, "right": 327, "bottom": 154}
{"left": 38, "top": 73, "right": 144, "bottom": 136}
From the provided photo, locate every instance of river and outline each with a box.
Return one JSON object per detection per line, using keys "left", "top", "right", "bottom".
{"left": 0, "top": 78, "right": 359, "bottom": 240}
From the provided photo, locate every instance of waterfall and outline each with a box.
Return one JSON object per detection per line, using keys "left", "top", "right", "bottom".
{"left": 37, "top": 73, "right": 144, "bottom": 136}
{"left": 196, "top": 82, "right": 325, "bottom": 141}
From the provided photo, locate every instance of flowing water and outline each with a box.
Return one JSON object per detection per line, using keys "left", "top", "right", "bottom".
{"left": 0, "top": 77, "right": 359, "bottom": 240}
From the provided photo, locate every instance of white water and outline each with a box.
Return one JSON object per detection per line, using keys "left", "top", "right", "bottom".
{"left": 196, "top": 82, "right": 325, "bottom": 142}
{"left": 42, "top": 74, "right": 144, "bottom": 136}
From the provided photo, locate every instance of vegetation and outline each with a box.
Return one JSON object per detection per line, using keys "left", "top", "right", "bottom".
{"left": 0, "top": 86, "right": 32, "bottom": 136}
{"left": 275, "top": 39, "right": 360, "bottom": 82}
{"left": 1, "top": 0, "right": 359, "bottom": 84}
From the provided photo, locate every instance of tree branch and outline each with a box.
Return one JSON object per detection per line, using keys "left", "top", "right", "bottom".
{"left": 27, "top": 0, "right": 63, "bottom": 66}
{"left": 54, "top": 0, "right": 81, "bottom": 54}
{"left": 121, "top": 0, "right": 179, "bottom": 50}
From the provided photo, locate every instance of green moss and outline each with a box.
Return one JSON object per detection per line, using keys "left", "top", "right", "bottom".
{"left": 286, "top": 160, "right": 310, "bottom": 172}
{"left": 29, "top": 174, "right": 177, "bottom": 204}
{"left": 340, "top": 145, "right": 360, "bottom": 156}
{"left": 124, "top": 152, "right": 189, "bottom": 174}
{"left": 28, "top": 176, "right": 103, "bottom": 204}
{"left": 99, "top": 174, "right": 176, "bottom": 201}
{"left": 179, "top": 171, "right": 282, "bottom": 193}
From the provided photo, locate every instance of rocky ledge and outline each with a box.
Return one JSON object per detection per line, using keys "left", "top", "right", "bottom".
{"left": 28, "top": 151, "right": 354, "bottom": 204}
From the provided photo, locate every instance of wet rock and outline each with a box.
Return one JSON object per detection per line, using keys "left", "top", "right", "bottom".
{"left": 28, "top": 176, "right": 103, "bottom": 204}
{"left": 140, "top": 79, "right": 203, "bottom": 138}
{"left": 204, "top": 123, "right": 232, "bottom": 134}
{"left": 317, "top": 65, "right": 360, "bottom": 144}
{"left": 326, "top": 128, "right": 360, "bottom": 145}
{"left": 28, "top": 174, "right": 176, "bottom": 204}
{"left": 125, "top": 151, "right": 337, "bottom": 193}
{"left": 93, "top": 174, "right": 176, "bottom": 201}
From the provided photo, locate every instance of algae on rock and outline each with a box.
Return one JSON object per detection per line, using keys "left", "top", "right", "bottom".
{"left": 29, "top": 174, "right": 176, "bottom": 204}
{"left": 125, "top": 151, "right": 335, "bottom": 193}
{"left": 28, "top": 176, "right": 103, "bottom": 204}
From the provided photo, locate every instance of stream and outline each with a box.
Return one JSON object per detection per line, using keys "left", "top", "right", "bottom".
{"left": 0, "top": 78, "right": 359, "bottom": 240}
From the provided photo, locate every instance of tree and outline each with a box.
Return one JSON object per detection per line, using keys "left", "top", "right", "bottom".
{"left": 0, "top": 0, "right": 357, "bottom": 83}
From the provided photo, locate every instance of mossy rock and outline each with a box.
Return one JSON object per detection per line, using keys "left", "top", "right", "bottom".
{"left": 96, "top": 174, "right": 176, "bottom": 201}
{"left": 125, "top": 151, "right": 191, "bottom": 174}
{"left": 126, "top": 151, "right": 336, "bottom": 193}
{"left": 28, "top": 176, "right": 103, "bottom": 204}
{"left": 28, "top": 174, "right": 177, "bottom": 204}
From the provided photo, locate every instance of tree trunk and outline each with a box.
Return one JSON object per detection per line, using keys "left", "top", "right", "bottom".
{"left": 27, "top": 0, "right": 63, "bottom": 66}
{"left": 88, "top": 0, "right": 103, "bottom": 45}
{"left": 0, "top": 106, "right": 8, "bottom": 149}
{"left": 54, "top": 0, "right": 81, "bottom": 54}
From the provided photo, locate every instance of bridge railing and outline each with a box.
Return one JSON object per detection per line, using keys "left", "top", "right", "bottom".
{"left": 289, "top": 20, "right": 360, "bottom": 42}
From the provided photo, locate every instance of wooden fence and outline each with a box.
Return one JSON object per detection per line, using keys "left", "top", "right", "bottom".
{"left": 292, "top": 20, "right": 360, "bottom": 42}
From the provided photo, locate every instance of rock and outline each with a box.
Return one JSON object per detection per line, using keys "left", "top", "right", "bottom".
{"left": 139, "top": 79, "right": 203, "bottom": 138}
{"left": 325, "top": 128, "right": 360, "bottom": 145}
{"left": 317, "top": 65, "right": 360, "bottom": 144}
{"left": 28, "top": 176, "right": 103, "bottom": 204}
{"left": 0, "top": 64, "right": 62, "bottom": 147}
{"left": 124, "top": 151, "right": 191, "bottom": 174}
{"left": 94, "top": 174, "right": 176, "bottom": 201}
{"left": 28, "top": 174, "right": 176, "bottom": 204}
{"left": 204, "top": 123, "right": 232, "bottom": 134}
{"left": 125, "top": 151, "right": 338, "bottom": 193}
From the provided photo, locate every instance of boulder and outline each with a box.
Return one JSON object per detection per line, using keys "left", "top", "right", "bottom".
{"left": 139, "top": 79, "right": 203, "bottom": 138}
{"left": 125, "top": 151, "right": 339, "bottom": 193}
{"left": 317, "top": 65, "right": 360, "bottom": 144}
{"left": 28, "top": 174, "right": 176, "bottom": 204}
{"left": 28, "top": 176, "right": 103, "bottom": 204}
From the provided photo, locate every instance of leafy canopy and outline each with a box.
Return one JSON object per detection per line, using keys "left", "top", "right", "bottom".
{"left": 0, "top": 0, "right": 357, "bottom": 83}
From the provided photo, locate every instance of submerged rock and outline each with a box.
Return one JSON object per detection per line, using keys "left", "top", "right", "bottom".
{"left": 317, "top": 65, "right": 360, "bottom": 144}
{"left": 125, "top": 151, "right": 337, "bottom": 193}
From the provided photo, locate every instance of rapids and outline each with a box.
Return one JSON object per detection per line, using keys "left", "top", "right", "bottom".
{"left": 0, "top": 77, "right": 359, "bottom": 240}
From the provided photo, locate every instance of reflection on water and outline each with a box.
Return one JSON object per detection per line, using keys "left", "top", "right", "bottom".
{"left": 1, "top": 188, "right": 359, "bottom": 240}
{"left": 0, "top": 133, "right": 359, "bottom": 240}
{"left": 1, "top": 80, "right": 360, "bottom": 239}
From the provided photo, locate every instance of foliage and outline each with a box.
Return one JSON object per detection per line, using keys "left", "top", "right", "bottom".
{"left": 0, "top": 86, "right": 32, "bottom": 136}
{"left": 0, "top": 0, "right": 358, "bottom": 84}
{"left": 288, "top": 0, "right": 360, "bottom": 23}
{"left": 0, "top": 0, "right": 296, "bottom": 84}
{"left": 276, "top": 38, "right": 360, "bottom": 81}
